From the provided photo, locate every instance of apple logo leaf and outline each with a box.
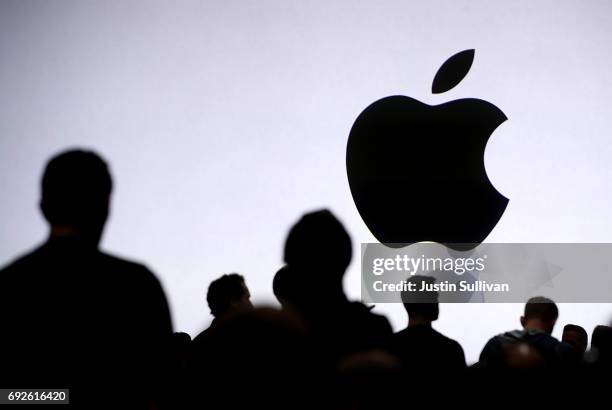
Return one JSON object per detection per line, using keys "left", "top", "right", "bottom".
{"left": 431, "top": 49, "right": 475, "bottom": 94}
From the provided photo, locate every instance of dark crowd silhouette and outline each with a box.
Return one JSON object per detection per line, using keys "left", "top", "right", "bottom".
{"left": 0, "top": 149, "right": 611, "bottom": 408}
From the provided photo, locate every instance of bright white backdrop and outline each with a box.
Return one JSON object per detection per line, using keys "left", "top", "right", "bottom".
{"left": 1, "top": 0, "right": 611, "bottom": 364}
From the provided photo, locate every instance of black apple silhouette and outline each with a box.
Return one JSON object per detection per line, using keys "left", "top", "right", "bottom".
{"left": 346, "top": 49, "right": 508, "bottom": 249}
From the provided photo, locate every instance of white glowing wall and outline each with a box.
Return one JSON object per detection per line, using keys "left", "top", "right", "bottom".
{"left": 1, "top": 0, "right": 611, "bottom": 363}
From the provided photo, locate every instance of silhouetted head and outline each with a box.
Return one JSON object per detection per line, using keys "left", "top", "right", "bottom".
{"left": 562, "top": 324, "right": 588, "bottom": 354}
{"left": 502, "top": 342, "right": 545, "bottom": 369}
{"left": 400, "top": 275, "right": 439, "bottom": 325}
{"left": 41, "top": 149, "right": 112, "bottom": 246}
{"left": 206, "top": 273, "right": 253, "bottom": 318}
{"left": 520, "top": 296, "right": 558, "bottom": 335}
{"left": 284, "top": 209, "right": 352, "bottom": 285}
{"left": 335, "top": 350, "right": 401, "bottom": 408}
{"left": 591, "top": 325, "right": 612, "bottom": 364}
{"left": 273, "top": 265, "right": 297, "bottom": 309}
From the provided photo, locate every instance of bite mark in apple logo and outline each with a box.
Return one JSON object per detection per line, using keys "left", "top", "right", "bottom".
{"left": 346, "top": 49, "right": 508, "bottom": 249}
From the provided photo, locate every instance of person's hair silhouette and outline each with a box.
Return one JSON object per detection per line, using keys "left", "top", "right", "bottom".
{"left": 562, "top": 324, "right": 588, "bottom": 354}
{"left": 40, "top": 150, "right": 112, "bottom": 245}
{"left": 207, "top": 273, "right": 253, "bottom": 318}
{"left": 521, "top": 296, "right": 559, "bottom": 335}
{"left": 0, "top": 148, "right": 172, "bottom": 407}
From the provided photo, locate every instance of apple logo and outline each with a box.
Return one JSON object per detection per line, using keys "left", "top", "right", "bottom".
{"left": 346, "top": 49, "right": 508, "bottom": 249}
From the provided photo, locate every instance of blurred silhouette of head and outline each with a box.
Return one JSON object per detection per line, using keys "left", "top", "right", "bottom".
{"left": 41, "top": 149, "right": 112, "bottom": 246}
{"left": 273, "top": 265, "right": 297, "bottom": 309}
{"left": 335, "top": 349, "right": 401, "bottom": 408}
{"left": 502, "top": 342, "right": 545, "bottom": 369}
{"left": 520, "top": 296, "right": 558, "bottom": 335}
{"left": 207, "top": 273, "right": 253, "bottom": 318}
{"left": 284, "top": 210, "right": 352, "bottom": 293}
{"left": 591, "top": 325, "right": 612, "bottom": 364}
{"left": 562, "top": 324, "right": 588, "bottom": 354}
{"left": 400, "top": 275, "right": 439, "bottom": 325}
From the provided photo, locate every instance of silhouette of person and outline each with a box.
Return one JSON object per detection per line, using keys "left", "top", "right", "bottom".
{"left": 387, "top": 275, "right": 466, "bottom": 372}
{"left": 159, "top": 332, "right": 193, "bottom": 410}
{"left": 590, "top": 325, "right": 612, "bottom": 369}
{"left": 0, "top": 149, "right": 172, "bottom": 407}
{"left": 478, "top": 296, "right": 571, "bottom": 368}
{"left": 189, "top": 307, "right": 314, "bottom": 409}
{"left": 192, "top": 273, "right": 253, "bottom": 345}
{"left": 283, "top": 209, "right": 392, "bottom": 365}
{"left": 273, "top": 265, "right": 300, "bottom": 312}
{"left": 189, "top": 273, "right": 255, "bottom": 394}
{"left": 562, "top": 324, "right": 588, "bottom": 355}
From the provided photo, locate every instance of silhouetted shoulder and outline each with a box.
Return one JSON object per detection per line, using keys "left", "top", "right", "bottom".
{"left": 479, "top": 329, "right": 563, "bottom": 368}
{"left": 348, "top": 302, "right": 393, "bottom": 334}
{"left": 97, "top": 252, "right": 162, "bottom": 282}
{"left": 192, "top": 319, "right": 218, "bottom": 348}
{"left": 1, "top": 244, "right": 172, "bottom": 330}
{"left": 0, "top": 244, "right": 46, "bottom": 275}
{"left": 431, "top": 328, "right": 464, "bottom": 350}
{"left": 0, "top": 244, "right": 148, "bottom": 278}
{"left": 94, "top": 250, "right": 145, "bottom": 269}
{"left": 390, "top": 325, "right": 466, "bottom": 370}
{"left": 478, "top": 333, "right": 507, "bottom": 366}
{"left": 97, "top": 251, "right": 173, "bottom": 333}
{"left": 434, "top": 329, "right": 466, "bottom": 364}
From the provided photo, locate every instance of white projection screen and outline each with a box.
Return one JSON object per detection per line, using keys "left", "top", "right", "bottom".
{"left": 1, "top": 0, "right": 612, "bottom": 364}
